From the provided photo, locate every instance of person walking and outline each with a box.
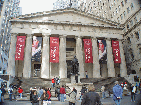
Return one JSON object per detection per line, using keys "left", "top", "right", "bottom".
{"left": 80, "top": 85, "right": 87, "bottom": 100}
{"left": 41, "top": 90, "right": 49, "bottom": 105}
{"left": 51, "top": 78, "right": 55, "bottom": 88}
{"left": 68, "top": 89, "right": 77, "bottom": 105}
{"left": 18, "top": 86, "right": 23, "bottom": 98}
{"left": 30, "top": 87, "right": 34, "bottom": 101}
{"left": 101, "top": 85, "right": 106, "bottom": 99}
{"left": 130, "top": 84, "right": 136, "bottom": 102}
{"left": 56, "top": 77, "right": 59, "bottom": 85}
{"left": 0, "top": 88, "right": 2, "bottom": 103}
{"left": 60, "top": 85, "right": 66, "bottom": 102}
{"left": 38, "top": 87, "right": 43, "bottom": 100}
{"left": 13, "top": 85, "right": 17, "bottom": 101}
{"left": 81, "top": 84, "right": 101, "bottom": 105}
{"left": 8, "top": 86, "right": 13, "bottom": 101}
{"left": 32, "top": 91, "right": 39, "bottom": 105}
{"left": 1, "top": 86, "right": 6, "bottom": 103}
{"left": 57, "top": 86, "right": 60, "bottom": 101}
{"left": 113, "top": 81, "right": 123, "bottom": 105}
{"left": 73, "top": 87, "right": 77, "bottom": 95}
{"left": 47, "top": 88, "right": 51, "bottom": 105}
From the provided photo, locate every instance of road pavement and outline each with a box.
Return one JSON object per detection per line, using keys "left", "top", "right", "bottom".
{"left": 2, "top": 94, "right": 141, "bottom": 105}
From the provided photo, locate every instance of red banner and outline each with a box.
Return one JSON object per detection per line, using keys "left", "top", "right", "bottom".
{"left": 83, "top": 39, "right": 93, "bottom": 63}
{"left": 112, "top": 40, "right": 121, "bottom": 63}
{"left": 50, "top": 37, "right": 59, "bottom": 63}
{"left": 15, "top": 36, "right": 26, "bottom": 60}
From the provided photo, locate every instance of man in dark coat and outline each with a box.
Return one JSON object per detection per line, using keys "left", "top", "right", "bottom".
{"left": 81, "top": 84, "right": 101, "bottom": 105}
{"left": 1, "top": 86, "right": 6, "bottom": 102}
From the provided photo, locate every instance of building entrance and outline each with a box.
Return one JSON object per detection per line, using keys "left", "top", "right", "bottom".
{"left": 33, "top": 64, "right": 41, "bottom": 77}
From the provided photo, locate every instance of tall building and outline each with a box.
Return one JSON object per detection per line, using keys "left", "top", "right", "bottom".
{"left": 53, "top": 0, "right": 141, "bottom": 76}
{"left": 0, "top": 0, "right": 22, "bottom": 77}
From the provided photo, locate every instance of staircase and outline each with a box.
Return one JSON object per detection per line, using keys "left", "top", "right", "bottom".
{"left": 80, "top": 77, "right": 132, "bottom": 93}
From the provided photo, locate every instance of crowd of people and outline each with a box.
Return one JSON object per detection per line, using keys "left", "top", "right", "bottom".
{"left": 0, "top": 76, "right": 141, "bottom": 105}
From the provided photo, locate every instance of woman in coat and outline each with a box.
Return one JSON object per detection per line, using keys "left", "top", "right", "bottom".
{"left": 68, "top": 90, "right": 77, "bottom": 105}
{"left": 41, "top": 90, "right": 49, "bottom": 105}
{"left": 32, "top": 91, "right": 39, "bottom": 105}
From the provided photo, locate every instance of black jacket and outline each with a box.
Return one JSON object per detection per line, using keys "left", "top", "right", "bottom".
{"left": 1, "top": 88, "right": 6, "bottom": 96}
{"left": 32, "top": 94, "right": 39, "bottom": 103}
{"left": 81, "top": 91, "right": 101, "bottom": 105}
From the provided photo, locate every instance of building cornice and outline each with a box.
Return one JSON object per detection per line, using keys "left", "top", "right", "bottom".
{"left": 10, "top": 19, "right": 123, "bottom": 30}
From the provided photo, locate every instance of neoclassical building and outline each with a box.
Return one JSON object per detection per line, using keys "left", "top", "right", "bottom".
{"left": 8, "top": 8, "right": 127, "bottom": 81}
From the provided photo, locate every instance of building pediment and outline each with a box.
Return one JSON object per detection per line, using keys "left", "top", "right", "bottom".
{"left": 11, "top": 8, "right": 120, "bottom": 28}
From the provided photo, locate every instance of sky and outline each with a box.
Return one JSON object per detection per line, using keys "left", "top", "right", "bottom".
{"left": 19, "top": 0, "right": 56, "bottom": 15}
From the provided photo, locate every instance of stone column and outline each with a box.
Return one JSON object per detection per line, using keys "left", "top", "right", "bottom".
{"left": 75, "top": 36, "right": 85, "bottom": 78}
{"left": 106, "top": 38, "right": 115, "bottom": 77}
{"left": 7, "top": 33, "right": 17, "bottom": 77}
{"left": 92, "top": 37, "right": 101, "bottom": 78}
{"left": 119, "top": 39, "right": 127, "bottom": 77}
{"left": 41, "top": 35, "right": 50, "bottom": 78}
{"left": 23, "top": 34, "right": 32, "bottom": 78}
{"left": 59, "top": 35, "right": 67, "bottom": 78}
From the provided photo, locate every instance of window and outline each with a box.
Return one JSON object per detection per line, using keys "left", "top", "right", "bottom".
{"left": 127, "top": 24, "right": 130, "bottom": 29}
{"left": 135, "top": 32, "right": 140, "bottom": 40}
{"left": 127, "top": 7, "right": 130, "bottom": 13}
{"left": 130, "top": 20, "right": 133, "bottom": 26}
{"left": 120, "top": 14, "right": 123, "bottom": 20}
{"left": 134, "top": 17, "right": 138, "bottom": 23}
{"left": 117, "top": 17, "right": 120, "bottom": 22}
{"left": 118, "top": 5, "right": 120, "bottom": 11}
{"left": 123, "top": 11, "right": 126, "bottom": 16}
{"left": 131, "top": 3, "right": 134, "bottom": 10}
{"left": 127, "top": 37, "right": 131, "bottom": 44}
{"left": 116, "top": 8, "right": 118, "bottom": 14}
{"left": 121, "top": 1, "right": 124, "bottom": 7}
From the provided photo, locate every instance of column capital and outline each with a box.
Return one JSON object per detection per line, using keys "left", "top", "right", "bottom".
{"left": 42, "top": 33, "right": 51, "bottom": 36}
{"left": 11, "top": 33, "right": 17, "bottom": 36}
{"left": 106, "top": 37, "right": 111, "bottom": 41}
{"left": 42, "top": 34, "right": 50, "bottom": 37}
{"left": 75, "top": 36, "right": 82, "bottom": 39}
{"left": 59, "top": 35, "right": 67, "bottom": 38}
{"left": 91, "top": 36, "right": 97, "bottom": 40}
{"left": 26, "top": 34, "right": 33, "bottom": 38}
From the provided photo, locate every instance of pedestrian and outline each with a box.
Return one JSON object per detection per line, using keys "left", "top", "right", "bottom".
{"left": 123, "top": 82, "right": 127, "bottom": 90}
{"left": 0, "top": 88, "right": 2, "bottom": 103}
{"left": 85, "top": 71, "right": 88, "bottom": 78}
{"left": 30, "top": 87, "right": 34, "bottom": 101}
{"left": 38, "top": 87, "right": 43, "bottom": 100}
{"left": 68, "top": 89, "right": 77, "bottom": 105}
{"left": 8, "top": 86, "right": 13, "bottom": 101}
{"left": 56, "top": 77, "right": 59, "bottom": 85}
{"left": 113, "top": 81, "right": 123, "bottom": 105}
{"left": 41, "top": 90, "right": 49, "bottom": 105}
{"left": 81, "top": 84, "right": 101, "bottom": 105}
{"left": 80, "top": 85, "right": 87, "bottom": 100}
{"left": 51, "top": 77, "right": 55, "bottom": 88}
{"left": 13, "top": 85, "right": 17, "bottom": 101}
{"left": 32, "top": 91, "right": 39, "bottom": 105}
{"left": 57, "top": 86, "right": 60, "bottom": 101}
{"left": 60, "top": 85, "right": 66, "bottom": 102}
{"left": 1, "top": 86, "right": 6, "bottom": 103}
{"left": 55, "top": 87, "right": 58, "bottom": 98}
{"left": 101, "top": 85, "right": 106, "bottom": 99}
{"left": 47, "top": 88, "right": 51, "bottom": 104}
{"left": 58, "top": 76, "right": 60, "bottom": 85}
{"left": 121, "top": 82, "right": 124, "bottom": 88}
{"left": 18, "top": 86, "right": 23, "bottom": 98}
{"left": 130, "top": 84, "right": 136, "bottom": 102}
{"left": 73, "top": 87, "right": 77, "bottom": 95}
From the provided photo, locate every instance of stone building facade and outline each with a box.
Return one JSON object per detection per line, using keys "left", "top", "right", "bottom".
{"left": 52, "top": 0, "right": 141, "bottom": 76}
{"left": 8, "top": 8, "right": 127, "bottom": 81}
